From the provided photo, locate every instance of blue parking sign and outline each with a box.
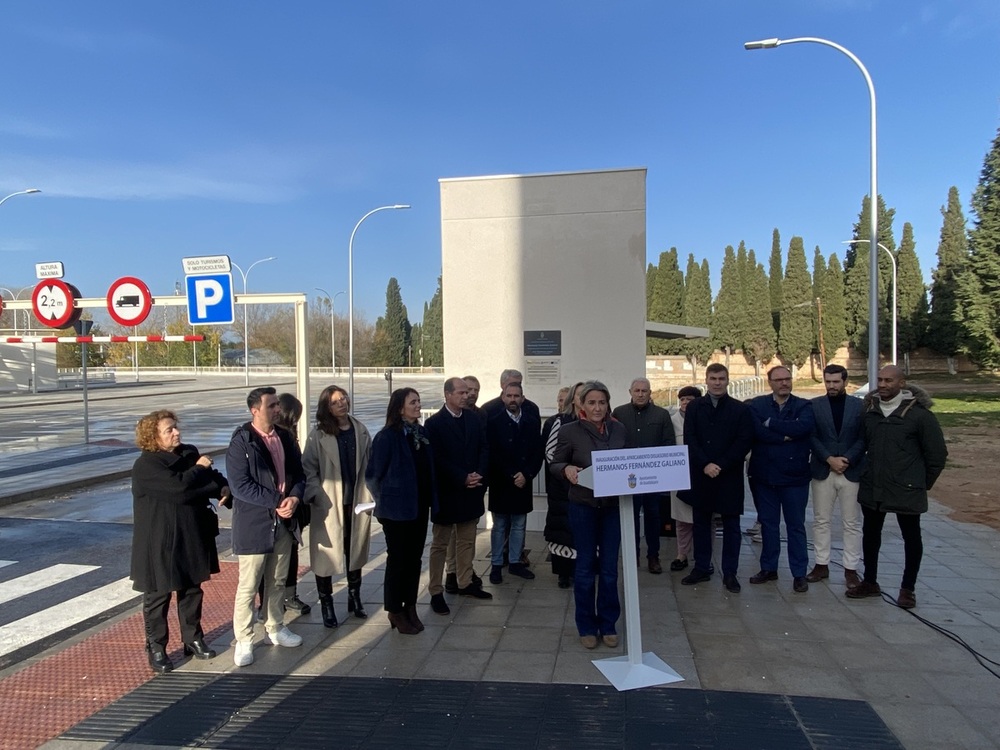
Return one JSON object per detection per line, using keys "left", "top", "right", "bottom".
{"left": 186, "top": 273, "right": 235, "bottom": 325}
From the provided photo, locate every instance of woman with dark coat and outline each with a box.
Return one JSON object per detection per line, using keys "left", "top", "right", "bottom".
{"left": 302, "top": 385, "right": 374, "bottom": 628}
{"left": 542, "top": 382, "right": 583, "bottom": 588}
{"left": 130, "top": 410, "right": 229, "bottom": 673}
{"left": 550, "top": 381, "right": 627, "bottom": 650}
{"left": 365, "top": 388, "right": 437, "bottom": 635}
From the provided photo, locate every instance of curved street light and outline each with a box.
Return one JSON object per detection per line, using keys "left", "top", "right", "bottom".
{"left": 744, "top": 36, "right": 880, "bottom": 387}
{"left": 348, "top": 204, "right": 411, "bottom": 405}
{"left": 315, "top": 287, "right": 346, "bottom": 371}
{"left": 0, "top": 188, "right": 41, "bottom": 208}
{"left": 842, "top": 239, "right": 897, "bottom": 365}
{"left": 232, "top": 257, "right": 277, "bottom": 386}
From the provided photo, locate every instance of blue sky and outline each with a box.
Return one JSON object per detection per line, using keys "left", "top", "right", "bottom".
{"left": 1, "top": 2, "right": 998, "bottom": 325}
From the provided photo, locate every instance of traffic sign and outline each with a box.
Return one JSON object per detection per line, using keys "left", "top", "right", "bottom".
{"left": 182, "top": 255, "right": 231, "bottom": 274}
{"left": 35, "top": 261, "right": 65, "bottom": 279}
{"left": 186, "top": 273, "right": 235, "bottom": 325}
{"left": 106, "top": 276, "right": 153, "bottom": 326}
{"left": 32, "top": 279, "right": 80, "bottom": 329}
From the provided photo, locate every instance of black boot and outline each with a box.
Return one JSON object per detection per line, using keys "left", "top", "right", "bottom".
{"left": 319, "top": 595, "right": 338, "bottom": 628}
{"left": 347, "top": 571, "right": 367, "bottom": 619}
{"left": 145, "top": 642, "right": 173, "bottom": 674}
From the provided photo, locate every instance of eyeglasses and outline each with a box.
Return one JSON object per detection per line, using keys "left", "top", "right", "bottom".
{"left": 769, "top": 377, "right": 792, "bottom": 383}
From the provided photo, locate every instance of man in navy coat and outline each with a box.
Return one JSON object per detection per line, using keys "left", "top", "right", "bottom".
{"left": 747, "top": 366, "right": 815, "bottom": 593}
{"left": 807, "top": 365, "right": 865, "bottom": 590}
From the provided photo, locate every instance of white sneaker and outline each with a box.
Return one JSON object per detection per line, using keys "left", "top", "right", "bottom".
{"left": 267, "top": 626, "right": 303, "bottom": 648}
{"left": 234, "top": 640, "right": 254, "bottom": 667}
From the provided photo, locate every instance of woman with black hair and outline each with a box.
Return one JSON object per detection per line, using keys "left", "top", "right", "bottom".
{"left": 365, "top": 388, "right": 437, "bottom": 635}
{"left": 302, "top": 385, "right": 374, "bottom": 628}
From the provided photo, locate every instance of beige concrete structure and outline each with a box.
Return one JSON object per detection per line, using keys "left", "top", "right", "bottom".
{"left": 439, "top": 168, "right": 647, "bottom": 413}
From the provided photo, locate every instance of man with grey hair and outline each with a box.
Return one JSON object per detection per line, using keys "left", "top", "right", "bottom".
{"left": 481, "top": 369, "right": 540, "bottom": 421}
{"left": 612, "top": 377, "right": 674, "bottom": 574}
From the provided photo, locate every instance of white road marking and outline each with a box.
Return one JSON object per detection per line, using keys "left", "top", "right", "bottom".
{"left": 0, "top": 577, "right": 139, "bottom": 656}
{"left": 0, "top": 560, "right": 15, "bottom": 569}
{"left": 0, "top": 563, "right": 99, "bottom": 605}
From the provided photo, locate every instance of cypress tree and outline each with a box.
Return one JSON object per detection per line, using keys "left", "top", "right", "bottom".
{"left": 744, "top": 250, "right": 777, "bottom": 371}
{"left": 813, "top": 247, "right": 827, "bottom": 356}
{"left": 779, "top": 236, "right": 814, "bottom": 368}
{"left": 926, "top": 186, "right": 968, "bottom": 355}
{"left": 843, "top": 194, "right": 896, "bottom": 355}
{"left": 735, "top": 241, "right": 750, "bottom": 348}
{"left": 652, "top": 248, "right": 685, "bottom": 355}
{"left": 768, "top": 228, "right": 783, "bottom": 336}
{"left": 895, "top": 222, "right": 928, "bottom": 356}
{"left": 959, "top": 126, "right": 1000, "bottom": 366}
{"left": 682, "top": 255, "right": 714, "bottom": 371}
{"left": 712, "top": 245, "right": 741, "bottom": 360}
{"left": 645, "top": 263, "right": 659, "bottom": 354}
{"left": 421, "top": 276, "right": 444, "bottom": 366}
{"left": 372, "top": 277, "right": 411, "bottom": 366}
{"left": 822, "top": 253, "right": 848, "bottom": 357}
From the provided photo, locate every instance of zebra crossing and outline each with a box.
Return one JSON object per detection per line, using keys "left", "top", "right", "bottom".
{"left": 0, "top": 517, "right": 141, "bottom": 669}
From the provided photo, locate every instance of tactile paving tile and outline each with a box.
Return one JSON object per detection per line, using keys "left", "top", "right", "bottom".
{"left": 57, "top": 675, "right": 905, "bottom": 749}
{"left": 0, "top": 560, "right": 241, "bottom": 750}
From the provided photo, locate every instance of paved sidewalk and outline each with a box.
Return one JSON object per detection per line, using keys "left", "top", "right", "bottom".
{"left": 0, "top": 451, "right": 998, "bottom": 748}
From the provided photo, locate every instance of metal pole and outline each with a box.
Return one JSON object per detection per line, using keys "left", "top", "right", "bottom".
{"left": 82, "top": 341, "right": 89, "bottom": 443}
{"left": 841, "top": 239, "right": 897, "bottom": 365}
{"left": 745, "top": 37, "right": 878, "bottom": 387}
{"left": 233, "top": 257, "right": 276, "bottom": 387}
{"left": 348, "top": 205, "right": 410, "bottom": 405}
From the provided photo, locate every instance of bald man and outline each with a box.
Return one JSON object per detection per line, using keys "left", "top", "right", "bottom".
{"left": 846, "top": 366, "right": 947, "bottom": 609}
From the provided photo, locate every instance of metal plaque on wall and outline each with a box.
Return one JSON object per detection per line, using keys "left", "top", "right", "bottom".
{"left": 523, "top": 330, "right": 561, "bottom": 357}
{"left": 525, "top": 358, "right": 560, "bottom": 384}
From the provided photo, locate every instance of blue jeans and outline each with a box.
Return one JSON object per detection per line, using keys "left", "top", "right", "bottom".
{"left": 490, "top": 513, "right": 526, "bottom": 566}
{"left": 692, "top": 508, "right": 741, "bottom": 576}
{"left": 632, "top": 493, "right": 661, "bottom": 558}
{"left": 752, "top": 481, "right": 809, "bottom": 577}
{"left": 568, "top": 502, "right": 621, "bottom": 637}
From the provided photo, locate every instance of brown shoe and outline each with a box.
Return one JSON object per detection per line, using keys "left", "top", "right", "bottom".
{"left": 647, "top": 556, "right": 663, "bottom": 575}
{"left": 896, "top": 588, "right": 916, "bottom": 609}
{"left": 805, "top": 564, "right": 829, "bottom": 583}
{"left": 580, "top": 635, "right": 598, "bottom": 649}
{"left": 845, "top": 581, "right": 882, "bottom": 599}
{"left": 844, "top": 569, "right": 862, "bottom": 590}
{"left": 602, "top": 634, "right": 619, "bottom": 648}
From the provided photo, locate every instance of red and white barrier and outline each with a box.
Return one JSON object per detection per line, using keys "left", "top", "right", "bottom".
{"left": 2, "top": 335, "right": 205, "bottom": 344}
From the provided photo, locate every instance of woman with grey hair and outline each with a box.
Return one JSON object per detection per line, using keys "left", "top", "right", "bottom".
{"left": 550, "top": 380, "right": 627, "bottom": 649}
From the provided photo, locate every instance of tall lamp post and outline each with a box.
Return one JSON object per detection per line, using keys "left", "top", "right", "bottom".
{"left": 843, "top": 239, "right": 897, "bottom": 365}
{"left": 348, "top": 204, "right": 410, "bottom": 405}
{"left": 315, "top": 287, "right": 346, "bottom": 371}
{"left": 232, "top": 256, "right": 277, "bottom": 386}
{"left": 0, "top": 188, "right": 41, "bottom": 208}
{"left": 744, "top": 36, "right": 879, "bottom": 388}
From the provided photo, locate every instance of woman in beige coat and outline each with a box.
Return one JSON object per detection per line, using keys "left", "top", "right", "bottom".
{"left": 302, "top": 385, "right": 374, "bottom": 628}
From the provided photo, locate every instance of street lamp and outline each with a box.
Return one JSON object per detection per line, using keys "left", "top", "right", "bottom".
{"left": 232, "top": 256, "right": 277, "bottom": 386}
{"left": 744, "top": 36, "right": 880, "bottom": 388}
{"left": 315, "top": 287, "right": 346, "bottom": 371}
{"left": 843, "top": 239, "right": 897, "bottom": 365}
{"left": 348, "top": 204, "right": 410, "bottom": 405}
{"left": 0, "top": 188, "right": 41, "bottom": 208}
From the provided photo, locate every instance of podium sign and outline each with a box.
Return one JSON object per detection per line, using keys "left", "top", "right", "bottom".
{"left": 591, "top": 446, "right": 690, "bottom": 498}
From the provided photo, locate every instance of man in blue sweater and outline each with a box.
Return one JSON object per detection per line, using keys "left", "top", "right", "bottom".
{"left": 747, "top": 366, "right": 815, "bottom": 593}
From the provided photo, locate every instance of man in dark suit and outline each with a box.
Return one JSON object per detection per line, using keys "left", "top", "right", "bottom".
{"left": 808, "top": 365, "right": 866, "bottom": 590}
{"left": 424, "top": 377, "right": 492, "bottom": 615}
{"left": 681, "top": 364, "right": 754, "bottom": 593}
{"left": 486, "top": 382, "right": 543, "bottom": 583}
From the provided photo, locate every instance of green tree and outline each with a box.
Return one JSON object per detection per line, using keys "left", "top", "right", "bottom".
{"left": 926, "top": 186, "right": 968, "bottom": 355}
{"left": 812, "top": 246, "right": 827, "bottom": 356}
{"left": 779, "top": 236, "right": 813, "bottom": 368}
{"left": 958, "top": 125, "right": 1000, "bottom": 366}
{"left": 743, "top": 250, "right": 777, "bottom": 372}
{"left": 372, "top": 277, "right": 412, "bottom": 367}
{"left": 895, "top": 222, "right": 929, "bottom": 356}
{"left": 768, "top": 228, "right": 783, "bottom": 336}
{"left": 712, "top": 245, "right": 741, "bottom": 361}
{"left": 821, "top": 253, "right": 848, "bottom": 357}
{"left": 681, "top": 255, "right": 714, "bottom": 372}
{"left": 649, "top": 248, "right": 685, "bottom": 355}
{"left": 56, "top": 318, "right": 107, "bottom": 368}
{"left": 645, "top": 262, "right": 658, "bottom": 354}
{"left": 843, "top": 194, "right": 896, "bottom": 355}
{"left": 421, "top": 276, "right": 444, "bottom": 366}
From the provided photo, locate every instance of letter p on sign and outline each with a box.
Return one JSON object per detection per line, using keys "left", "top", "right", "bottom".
{"left": 186, "top": 273, "right": 235, "bottom": 325}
